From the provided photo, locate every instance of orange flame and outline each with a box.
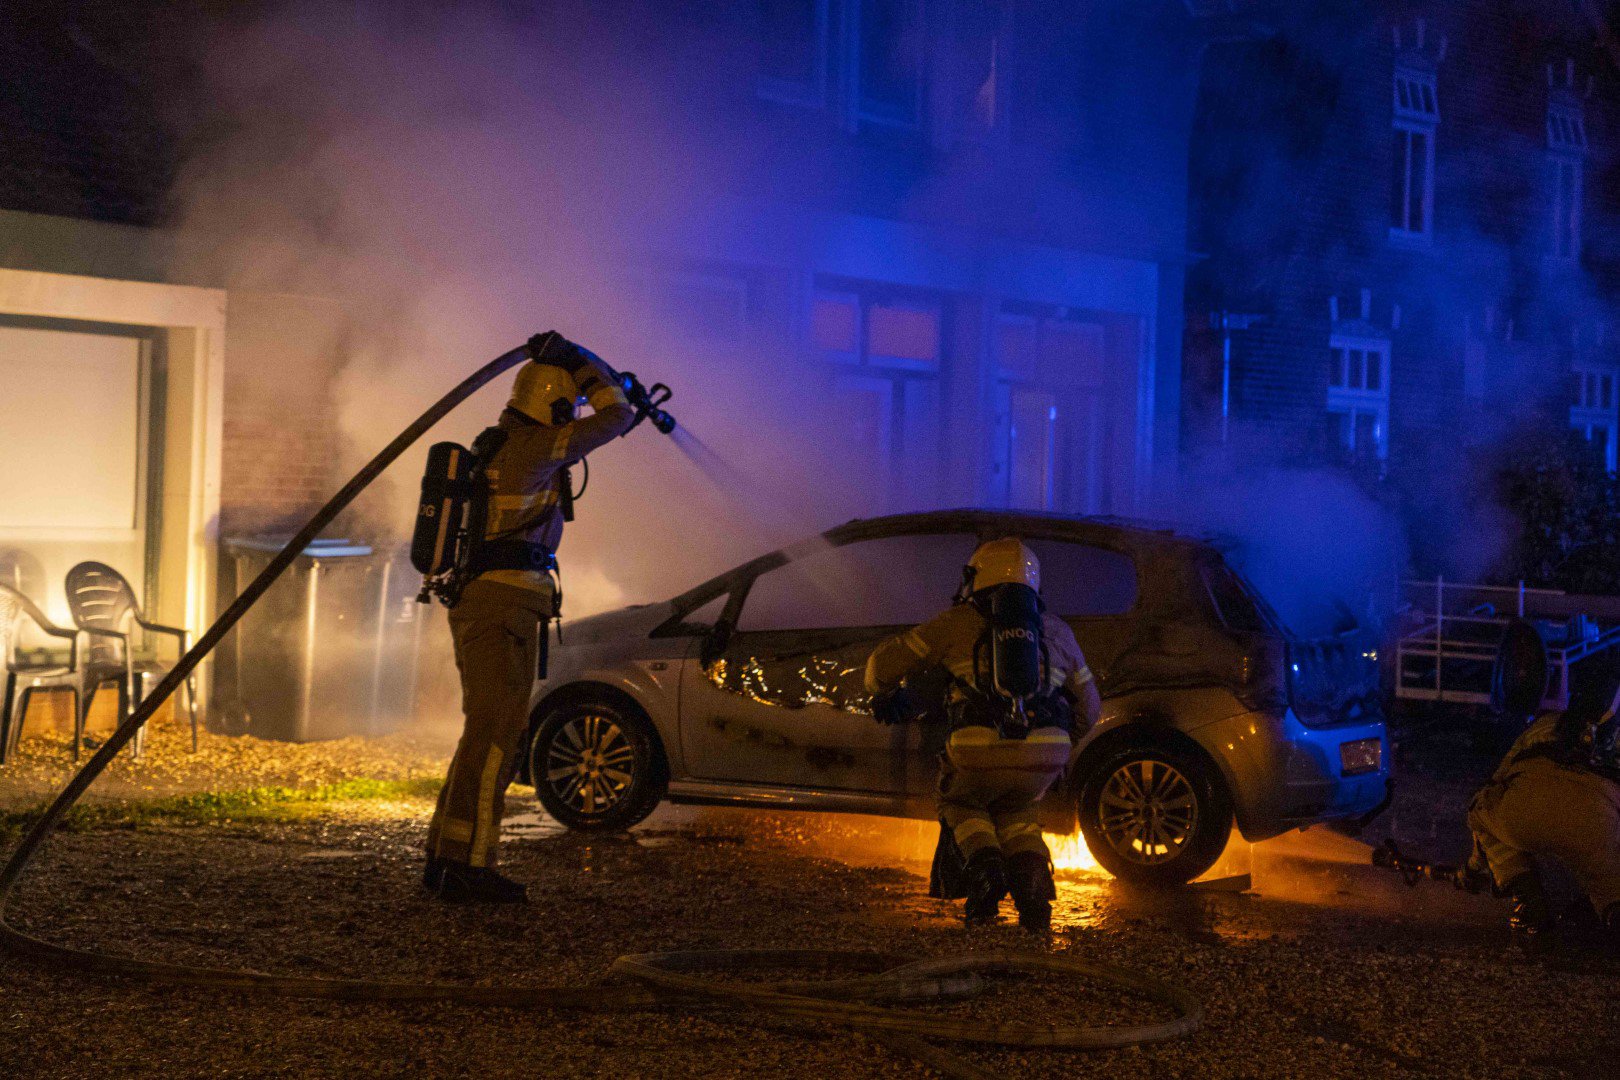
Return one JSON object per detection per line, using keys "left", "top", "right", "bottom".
{"left": 1044, "top": 831, "right": 1104, "bottom": 875}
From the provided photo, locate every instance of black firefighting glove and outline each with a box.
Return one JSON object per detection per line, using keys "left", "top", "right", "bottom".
{"left": 871, "top": 687, "right": 925, "bottom": 726}
{"left": 1454, "top": 864, "right": 1491, "bottom": 894}
{"left": 527, "top": 332, "right": 603, "bottom": 375}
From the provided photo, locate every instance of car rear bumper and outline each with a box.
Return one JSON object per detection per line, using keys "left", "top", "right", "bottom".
{"left": 1194, "top": 707, "right": 1391, "bottom": 843}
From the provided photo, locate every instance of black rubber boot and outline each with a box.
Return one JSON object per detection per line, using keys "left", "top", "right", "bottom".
{"left": 1505, "top": 872, "right": 1551, "bottom": 948}
{"left": 1006, "top": 851, "right": 1055, "bottom": 932}
{"left": 423, "top": 856, "right": 447, "bottom": 890}
{"left": 431, "top": 860, "right": 529, "bottom": 905}
{"left": 1601, "top": 902, "right": 1620, "bottom": 956}
{"left": 962, "top": 850, "right": 1007, "bottom": 926}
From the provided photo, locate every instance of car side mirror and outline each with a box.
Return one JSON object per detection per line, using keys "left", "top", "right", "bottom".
{"left": 700, "top": 618, "right": 734, "bottom": 667}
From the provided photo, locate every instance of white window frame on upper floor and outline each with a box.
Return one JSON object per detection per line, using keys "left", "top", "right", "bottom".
{"left": 757, "top": 0, "right": 832, "bottom": 108}
{"left": 1547, "top": 99, "right": 1588, "bottom": 262}
{"left": 1548, "top": 103, "right": 1589, "bottom": 153}
{"left": 842, "top": 0, "right": 928, "bottom": 131}
{"left": 1327, "top": 334, "right": 1391, "bottom": 462}
{"left": 1391, "top": 66, "right": 1438, "bottom": 244}
{"left": 1571, "top": 360, "right": 1618, "bottom": 472}
{"left": 1551, "top": 156, "right": 1584, "bottom": 262}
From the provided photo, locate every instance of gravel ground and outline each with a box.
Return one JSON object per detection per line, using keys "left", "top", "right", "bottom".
{"left": 3, "top": 724, "right": 1618, "bottom": 1078}
{"left": 4, "top": 807, "right": 1619, "bottom": 1077}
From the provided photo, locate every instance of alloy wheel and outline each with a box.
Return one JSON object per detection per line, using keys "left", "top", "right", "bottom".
{"left": 1096, "top": 758, "right": 1199, "bottom": 865}
{"left": 544, "top": 713, "right": 636, "bottom": 815}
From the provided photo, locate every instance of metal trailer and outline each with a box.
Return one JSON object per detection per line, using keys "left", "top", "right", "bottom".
{"left": 1395, "top": 577, "right": 1620, "bottom": 710}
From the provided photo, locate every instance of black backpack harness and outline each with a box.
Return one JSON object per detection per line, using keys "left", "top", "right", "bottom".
{"left": 948, "top": 584, "right": 1073, "bottom": 740}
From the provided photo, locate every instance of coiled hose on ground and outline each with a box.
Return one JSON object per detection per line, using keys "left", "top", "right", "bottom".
{"left": 0, "top": 341, "right": 1202, "bottom": 1079}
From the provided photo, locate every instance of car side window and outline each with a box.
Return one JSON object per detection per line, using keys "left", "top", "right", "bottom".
{"left": 1200, "top": 560, "right": 1276, "bottom": 634}
{"left": 736, "top": 533, "right": 977, "bottom": 632}
{"left": 1025, "top": 539, "right": 1138, "bottom": 617}
{"left": 679, "top": 593, "right": 730, "bottom": 631}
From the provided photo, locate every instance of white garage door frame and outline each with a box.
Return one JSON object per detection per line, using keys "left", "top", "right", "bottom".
{"left": 0, "top": 267, "right": 225, "bottom": 666}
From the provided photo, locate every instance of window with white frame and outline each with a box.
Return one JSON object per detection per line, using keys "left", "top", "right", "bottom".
{"left": 1391, "top": 67, "right": 1438, "bottom": 241}
{"left": 1571, "top": 361, "right": 1618, "bottom": 472}
{"left": 847, "top": 0, "right": 926, "bottom": 128}
{"left": 1327, "top": 336, "right": 1391, "bottom": 461}
{"left": 1548, "top": 103, "right": 1589, "bottom": 152}
{"left": 758, "top": 0, "right": 830, "bottom": 106}
{"left": 1548, "top": 102, "right": 1587, "bottom": 261}
{"left": 811, "top": 284, "right": 944, "bottom": 509}
{"left": 993, "top": 309, "right": 1107, "bottom": 513}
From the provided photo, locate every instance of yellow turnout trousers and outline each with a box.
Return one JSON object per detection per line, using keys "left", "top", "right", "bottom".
{"left": 426, "top": 577, "right": 549, "bottom": 868}
{"left": 938, "top": 725, "right": 1073, "bottom": 863}
{"left": 1468, "top": 758, "right": 1620, "bottom": 912}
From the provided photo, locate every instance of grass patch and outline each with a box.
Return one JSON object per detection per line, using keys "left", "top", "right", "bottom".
{"left": 0, "top": 777, "right": 443, "bottom": 842}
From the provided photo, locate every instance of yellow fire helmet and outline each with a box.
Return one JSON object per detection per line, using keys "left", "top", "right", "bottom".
{"left": 507, "top": 361, "right": 584, "bottom": 425}
{"left": 967, "top": 537, "right": 1040, "bottom": 594}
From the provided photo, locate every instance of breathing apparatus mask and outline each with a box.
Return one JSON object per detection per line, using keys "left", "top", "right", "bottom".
{"left": 1585, "top": 682, "right": 1620, "bottom": 772}
{"left": 1547, "top": 673, "right": 1620, "bottom": 775}
{"left": 509, "top": 335, "right": 678, "bottom": 435}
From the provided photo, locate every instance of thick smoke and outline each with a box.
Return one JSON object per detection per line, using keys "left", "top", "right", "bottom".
{"left": 1156, "top": 464, "right": 1410, "bottom": 636}
{"left": 172, "top": 2, "right": 868, "bottom": 615}
{"left": 167, "top": 0, "right": 1588, "bottom": 655}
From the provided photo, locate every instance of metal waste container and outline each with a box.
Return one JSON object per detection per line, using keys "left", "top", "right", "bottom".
{"left": 216, "top": 537, "right": 424, "bottom": 741}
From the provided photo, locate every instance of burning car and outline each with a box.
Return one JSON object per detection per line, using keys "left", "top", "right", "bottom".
{"left": 520, "top": 511, "right": 1390, "bottom": 886}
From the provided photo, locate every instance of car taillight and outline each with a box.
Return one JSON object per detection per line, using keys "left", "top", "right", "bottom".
{"left": 1232, "top": 644, "right": 1287, "bottom": 712}
{"left": 1340, "top": 737, "right": 1382, "bottom": 775}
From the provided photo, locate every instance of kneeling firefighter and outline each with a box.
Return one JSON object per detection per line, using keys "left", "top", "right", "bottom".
{"left": 420, "top": 332, "right": 637, "bottom": 903}
{"left": 1465, "top": 675, "right": 1620, "bottom": 945}
{"left": 865, "top": 539, "right": 1102, "bottom": 930}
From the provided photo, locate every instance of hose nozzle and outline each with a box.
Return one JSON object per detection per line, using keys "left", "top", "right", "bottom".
{"left": 617, "top": 371, "right": 677, "bottom": 435}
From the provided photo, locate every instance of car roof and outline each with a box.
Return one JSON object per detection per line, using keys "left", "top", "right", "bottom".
{"left": 826, "top": 508, "right": 1218, "bottom": 551}
{"left": 665, "top": 508, "right": 1218, "bottom": 610}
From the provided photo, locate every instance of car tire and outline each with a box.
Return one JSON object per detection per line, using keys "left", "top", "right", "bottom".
{"left": 1076, "top": 741, "right": 1232, "bottom": 888}
{"left": 529, "top": 697, "right": 667, "bottom": 831}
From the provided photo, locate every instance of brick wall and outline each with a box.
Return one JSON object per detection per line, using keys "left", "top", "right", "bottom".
{"left": 217, "top": 293, "right": 347, "bottom": 540}
{"left": 1186, "top": 0, "right": 1620, "bottom": 492}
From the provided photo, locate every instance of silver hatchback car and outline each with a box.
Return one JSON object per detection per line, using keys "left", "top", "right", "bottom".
{"left": 520, "top": 510, "right": 1391, "bottom": 886}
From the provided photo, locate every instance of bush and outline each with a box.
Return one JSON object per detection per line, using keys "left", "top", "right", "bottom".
{"left": 1494, "top": 427, "right": 1620, "bottom": 594}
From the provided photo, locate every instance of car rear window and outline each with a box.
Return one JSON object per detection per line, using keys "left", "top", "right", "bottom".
{"left": 1025, "top": 539, "right": 1138, "bottom": 617}
{"left": 738, "top": 533, "right": 978, "bottom": 631}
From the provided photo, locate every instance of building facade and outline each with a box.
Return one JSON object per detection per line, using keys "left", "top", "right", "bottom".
{"left": 0, "top": 0, "right": 1225, "bottom": 640}
{"left": 1184, "top": 1, "right": 1620, "bottom": 565}
{"left": 636, "top": 0, "right": 1212, "bottom": 521}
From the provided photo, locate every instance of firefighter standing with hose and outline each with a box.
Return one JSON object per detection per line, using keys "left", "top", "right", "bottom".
{"left": 423, "top": 333, "right": 636, "bottom": 903}
{"left": 865, "top": 539, "right": 1102, "bottom": 930}
{"left": 1464, "top": 675, "right": 1620, "bottom": 946}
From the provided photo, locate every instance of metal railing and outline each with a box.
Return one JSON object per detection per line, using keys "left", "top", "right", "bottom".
{"left": 1395, "top": 577, "right": 1620, "bottom": 709}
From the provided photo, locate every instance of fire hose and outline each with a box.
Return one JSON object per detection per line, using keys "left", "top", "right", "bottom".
{"left": 1371, "top": 840, "right": 1492, "bottom": 894}
{"left": 0, "top": 341, "right": 1202, "bottom": 1078}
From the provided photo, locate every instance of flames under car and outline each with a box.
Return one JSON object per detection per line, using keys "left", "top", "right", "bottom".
{"left": 519, "top": 510, "right": 1391, "bottom": 887}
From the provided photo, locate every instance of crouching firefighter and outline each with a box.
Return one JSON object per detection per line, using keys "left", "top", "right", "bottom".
{"left": 417, "top": 332, "right": 636, "bottom": 903}
{"left": 1465, "top": 674, "right": 1620, "bottom": 947}
{"left": 865, "top": 539, "right": 1102, "bottom": 930}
